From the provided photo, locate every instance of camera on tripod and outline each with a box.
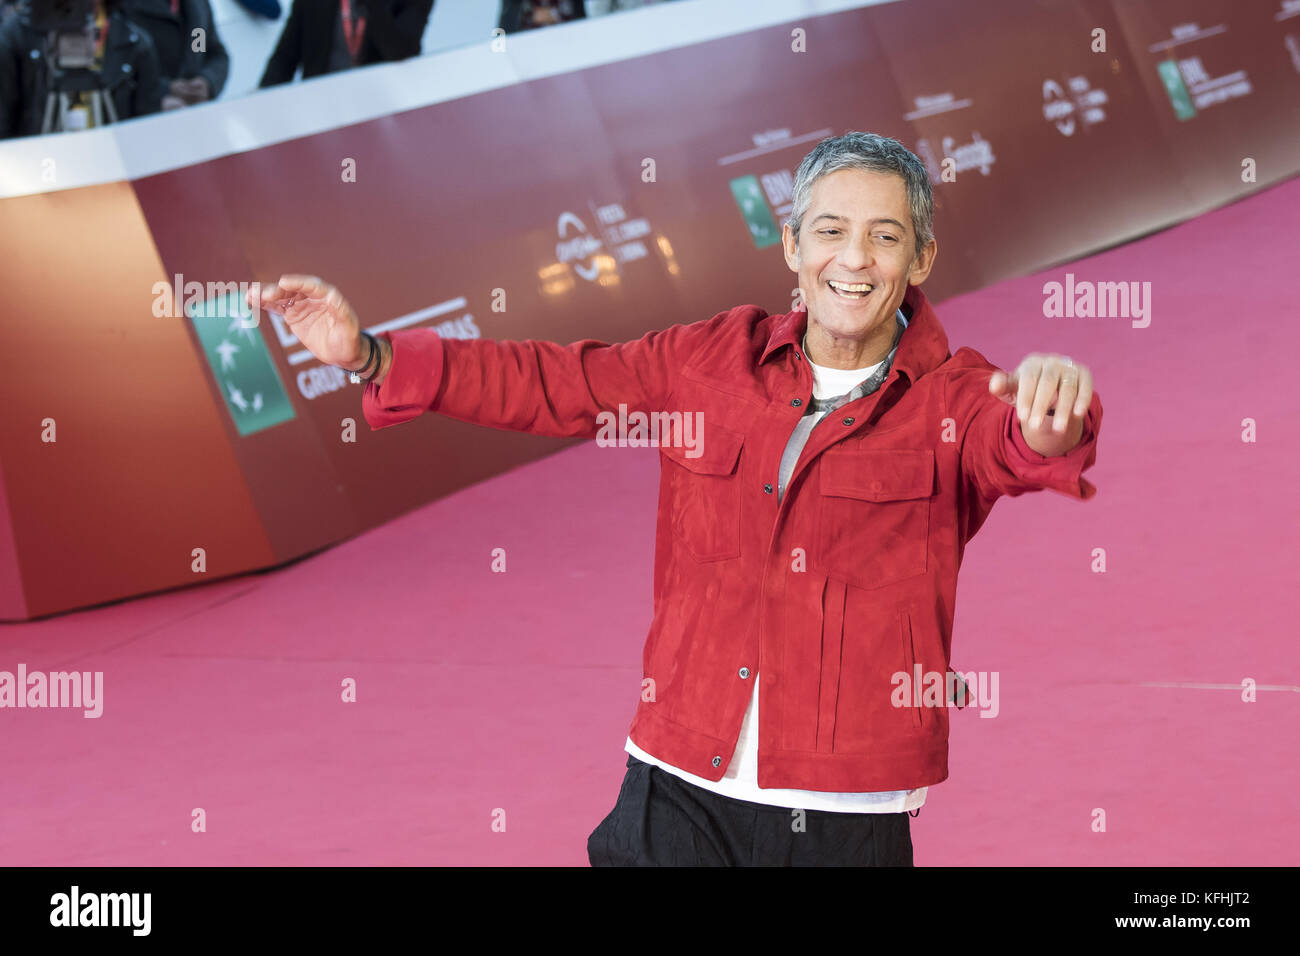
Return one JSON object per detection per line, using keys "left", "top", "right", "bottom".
{"left": 30, "top": 0, "right": 122, "bottom": 133}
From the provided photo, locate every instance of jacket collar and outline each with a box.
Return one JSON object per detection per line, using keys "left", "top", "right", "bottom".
{"left": 760, "top": 283, "right": 951, "bottom": 384}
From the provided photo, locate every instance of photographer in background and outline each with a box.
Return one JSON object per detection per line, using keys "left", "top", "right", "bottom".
{"left": 0, "top": 0, "right": 161, "bottom": 138}
{"left": 118, "top": 0, "right": 227, "bottom": 109}
{"left": 258, "top": 0, "right": 433, "bottom": 88}
{"left": 498, "top": 0, "right": 584, "bottom": 33}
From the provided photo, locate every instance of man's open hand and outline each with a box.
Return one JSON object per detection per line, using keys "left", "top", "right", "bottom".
{"left": 245, "top": 275, "right": 366, "bottom": 370}
{"left": 988, "top": 353, "right": 1093, "bottom": 457}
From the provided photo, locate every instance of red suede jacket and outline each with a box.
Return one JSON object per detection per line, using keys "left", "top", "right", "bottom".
{"left": 362, "top": 284, "right": 1102, "bottom": 792}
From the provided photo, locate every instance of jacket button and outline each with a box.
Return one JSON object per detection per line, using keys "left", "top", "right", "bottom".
{"left": 871, "top": 480, "right": 883, "bottom": 491}
{"left": 791, "top": 398, "right": 802, "bottom": 406}
{"left": 738, "top": 667, "right": 750, "bottom": 679}
{"left": 763, "top": 483, "right": 773, "bottom": 494}
{"left": 842, "top": 416, "right": 855, "bottom": 426}
{"left": 712, "top": 756, "right": 722, "bottom": 768}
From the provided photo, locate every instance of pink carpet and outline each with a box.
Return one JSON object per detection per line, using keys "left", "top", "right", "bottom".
{"left": 3, "top": 176, "right": 1297, "bottom": 866}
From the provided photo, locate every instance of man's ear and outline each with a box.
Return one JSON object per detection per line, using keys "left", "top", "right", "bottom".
{"left": 907, "top": 238, "right": 938, "bottom": 286}
{"left": 781, "top": 222, "right": 800, "bottom": 273}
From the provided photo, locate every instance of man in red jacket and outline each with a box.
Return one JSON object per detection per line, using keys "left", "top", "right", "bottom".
{"left": 248, "top": 131, "right": 1101, "bottom": 867}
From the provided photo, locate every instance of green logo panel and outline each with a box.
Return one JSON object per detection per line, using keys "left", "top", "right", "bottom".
{"left": 188, "top": 290, "right": 296, "bottom": 437}
{"left": 1157, "top": 60, "right": 1196, "bottom": 121}
{"left": 730, "top": 174, "right": 782, "bottom": 249}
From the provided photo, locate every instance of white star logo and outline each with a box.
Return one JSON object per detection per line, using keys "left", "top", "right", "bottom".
{"left": 225, "top": 380, "right": 248, "bottom": 412}
{"left": 216, "top": 339, "right": 239, "bottom": 371}
{"left": 228, "top": 311, "right": 258, "bottom": 346}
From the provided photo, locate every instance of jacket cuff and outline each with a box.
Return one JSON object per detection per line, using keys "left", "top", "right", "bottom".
{"left": 1003, "top": 392, "right": 1102, "bottom": 500}
{"left": 361, "top": 328, "right": 446, "bottom": 429}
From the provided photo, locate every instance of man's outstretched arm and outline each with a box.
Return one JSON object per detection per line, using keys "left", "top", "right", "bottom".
{"left": 246, "top": 273, "right": 738, "bottom": 439}
{"left": 948, "top": 349, "right": 1103, "bottom": 502}
{"left": 359, "top": 321, "right": 716, "bottom": 438}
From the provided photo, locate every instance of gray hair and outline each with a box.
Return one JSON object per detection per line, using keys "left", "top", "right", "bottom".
{"left": 786, "top": 131, "right": 934, "bottom": 258}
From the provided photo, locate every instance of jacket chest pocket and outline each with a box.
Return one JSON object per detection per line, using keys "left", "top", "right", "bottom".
{"left": 813, "top": 447, "right": 934, "bottom": 591}
{"left": 660, "top": 422, "right": 745, "bottom": 563}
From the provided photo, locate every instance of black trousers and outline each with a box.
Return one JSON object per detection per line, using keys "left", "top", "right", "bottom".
{"left": 587, "top": 754, "right": 915, "bottom": 866}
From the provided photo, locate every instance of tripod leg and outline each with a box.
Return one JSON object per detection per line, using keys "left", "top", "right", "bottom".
{"left": 42, "top": 93, "right": 57, "bottom": 135}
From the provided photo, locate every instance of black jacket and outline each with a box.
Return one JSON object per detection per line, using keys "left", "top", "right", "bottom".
{"left": 259, "top": 0, "right": 434, "bottom": 87}
{"left": 118, "top": 0, "right": 228, "bottom": 98}
{"left": 0, "top": 2, "right": 162, "bottom": 138}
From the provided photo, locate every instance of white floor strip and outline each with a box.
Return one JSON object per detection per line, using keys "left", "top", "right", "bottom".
{"left": 1138, "top": 682, "right": 1300, "bottom": 692}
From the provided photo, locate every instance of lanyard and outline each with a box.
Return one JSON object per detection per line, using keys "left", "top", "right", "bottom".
{"left": 340, "top": 0, "right": 367, "bottom": 63}
{"left": 93, "top": 7, "right": 108, "bottom": 64}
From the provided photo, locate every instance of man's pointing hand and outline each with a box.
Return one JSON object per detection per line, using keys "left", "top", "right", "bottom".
{"left": 988, "top": 353, "right": 1093, "bottom": 457}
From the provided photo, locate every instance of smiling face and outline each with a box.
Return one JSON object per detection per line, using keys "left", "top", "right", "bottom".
{"left": 782, "top": 167, "right": 937, "bottom": 369}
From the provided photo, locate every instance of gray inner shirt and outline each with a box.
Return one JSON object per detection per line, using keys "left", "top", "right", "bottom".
{"left": 776, "top": 308, "right": 909, "bottom": 504}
